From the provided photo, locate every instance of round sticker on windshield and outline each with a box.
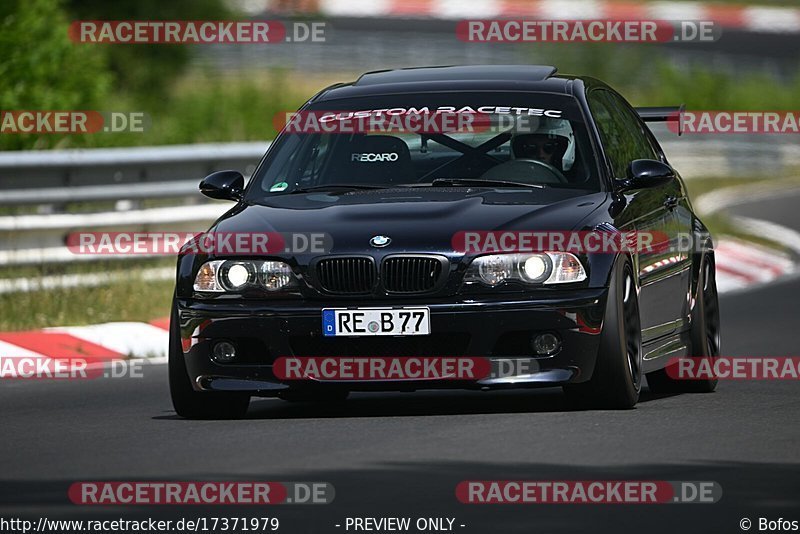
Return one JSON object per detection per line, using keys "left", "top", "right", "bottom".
{"left": 270, "top": 182, "right": 289, "bottom": 192}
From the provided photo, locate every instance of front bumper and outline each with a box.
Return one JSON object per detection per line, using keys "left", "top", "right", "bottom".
{"left": 177, "top": 289, "right": 608, "bottom": 394}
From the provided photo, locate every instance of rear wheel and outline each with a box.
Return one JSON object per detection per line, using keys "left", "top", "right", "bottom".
{"left": 647, "top": 254, "right": 720, "bottom": 393}
{"left": 563, "top": 259, "right": 642, "bottom": 409}
{"left": 168, "top": 301, "right": 250, "bottom": 419}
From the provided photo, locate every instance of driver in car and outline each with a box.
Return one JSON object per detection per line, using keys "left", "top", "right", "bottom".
{"left": 510, "top": 118, "right": 576, "bottom": 177}
{"left": 512, "top": 134, "right": 567, "bottom": 166}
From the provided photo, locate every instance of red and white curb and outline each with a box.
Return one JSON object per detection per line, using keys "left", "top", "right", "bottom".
{"left": 714, "top": 237, "right": 795, "bottom": 294}
{"left": 695, "top": 181, "right": 800, "bottom": 293}
{"left": 0, "top": 234, "right": 793, "bottom": 378}
{"left": 0, "top": 320, "right": 169, "bottom": 378}
{"left": 308, "top": 0, "right": 800, "bottom": 33}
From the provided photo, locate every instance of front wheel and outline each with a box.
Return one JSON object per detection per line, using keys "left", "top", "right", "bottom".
{"left": 168, "top": 300, "right": 250, "bottom": 419}
{"left": 563, "top": 258, "right": 642, "bottom": 409}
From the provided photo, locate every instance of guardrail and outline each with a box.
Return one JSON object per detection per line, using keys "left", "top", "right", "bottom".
{"left": 0, "top": 142, "right": 268, "bottom": 201}
{"left": 1, "top": 136, "right": 799, "bottom": 268}
{"left": 0, "top": 142, "right": 269, "bottom": 266}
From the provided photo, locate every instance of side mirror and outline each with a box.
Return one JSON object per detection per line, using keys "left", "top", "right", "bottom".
{"left": 199, "top": 170, "right": 244, "bottom": 201}
{"left": 618, "top": 159, "right": 675, "bottom": 191}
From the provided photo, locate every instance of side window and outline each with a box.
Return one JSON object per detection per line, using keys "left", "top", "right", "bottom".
{"left": 604, "top": 90, "right": 660, "bottom": 160}
{"left": 642, "top": 123, "right": 669, "bottom": 163}
{"left": 588, "top": 89, "right": 658, "bottom": 178}
{"left": 588, "top": 91, "right": 626, "bottom": 178}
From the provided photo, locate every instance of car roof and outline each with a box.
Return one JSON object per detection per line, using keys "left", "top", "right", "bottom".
{"left": 311, "top": 65, "right": 583, "bottom": 103}
{"left": 356, "top": 65, "right": 558, "bottom": 85}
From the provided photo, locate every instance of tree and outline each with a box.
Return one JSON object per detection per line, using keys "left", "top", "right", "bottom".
{"left": 64, "top": 0, "right": 230, "bottom": 104}
{"left": 0, "top": 0, "right": 111, "bottom": 149}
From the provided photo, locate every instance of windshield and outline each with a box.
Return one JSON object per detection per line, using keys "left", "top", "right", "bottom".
{"left": 247, "top": 93, "right": 600, "bottom": 200}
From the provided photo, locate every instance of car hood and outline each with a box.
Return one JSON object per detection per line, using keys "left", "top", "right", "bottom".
{"left": 213, "top": 188, "right": 608, "bottom": 254}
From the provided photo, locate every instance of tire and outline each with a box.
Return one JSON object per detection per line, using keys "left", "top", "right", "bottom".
{"left": 563, "top": 258, "right": 642, "bottom": 409}
{"left": 168, "top": 300, "right": 250, "bottom": 419}
{"left": 646, "top": 254, "right": 720, "bottom": 394}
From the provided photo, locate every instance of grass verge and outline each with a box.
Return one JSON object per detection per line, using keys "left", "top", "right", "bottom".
{"left": 0, "top": 279, "right": 174, "bottom": 332}
{"left": 0, "top": 259, "right": 175, "bottom": 331}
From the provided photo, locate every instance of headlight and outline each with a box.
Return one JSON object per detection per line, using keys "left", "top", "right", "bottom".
{"left": 193, "top": 260, "right": 225, "bottom": 292}
{"left": 260, "top": 261, "right": 294, "bottom": 291}
{"left": 519, "top": 254, "right": 551, "bottom": 283}
{"left": 466, "top": 253, "right": 586, "bottom": 286}
{"left": 220, "top": 261, "right": 255, "bottom": 290}
{"left": 547, "top": 253, "right": 586, "bottom": 284}
{"left": 193, "top": 260, "right": 297, "bottom": 293}
{"left": 477, "top": 254, "right": 514, "bottom": 286}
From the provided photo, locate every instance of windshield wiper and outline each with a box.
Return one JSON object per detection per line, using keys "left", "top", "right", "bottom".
{"left": 429, "top": 178, "right": 546, "bottom": 189}
{"left": 288, "top": 183, "right": 390, "bottom": 194}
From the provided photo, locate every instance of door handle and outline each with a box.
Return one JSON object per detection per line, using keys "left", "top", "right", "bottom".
{"left": 663, "top": 195, "right": 678, "bottom": 210}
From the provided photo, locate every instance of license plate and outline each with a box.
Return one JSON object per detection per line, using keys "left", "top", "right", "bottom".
{"left": 322, "top": 308, "right": 430, "bottom": 337}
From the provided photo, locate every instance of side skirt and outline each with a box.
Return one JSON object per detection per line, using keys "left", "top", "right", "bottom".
{"left": 641, "top": 327, "right": 692, "bottom": 374}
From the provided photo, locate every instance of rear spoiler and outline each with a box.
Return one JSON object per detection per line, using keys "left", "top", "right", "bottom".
{"left": 636, "top": 105, "right": 685, "bottom": 136}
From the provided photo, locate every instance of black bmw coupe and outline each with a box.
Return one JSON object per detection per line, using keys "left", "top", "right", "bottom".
{"left": 169, "top": 65, "right": 720, "bottom": 418}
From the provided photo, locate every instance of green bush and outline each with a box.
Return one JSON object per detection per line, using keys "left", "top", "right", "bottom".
{"left": 0, "top": 0, "right": 111, "bottom": 150}
{"left": 64, "top": 0, "right": 231, "bottom": 104}
{"left": 75, "top": 69, "right": 306, "bottom": 148}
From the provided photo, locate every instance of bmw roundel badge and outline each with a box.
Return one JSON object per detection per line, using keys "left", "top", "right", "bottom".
{"left": 370, "top": 235, "right": 391, "bottom": 247}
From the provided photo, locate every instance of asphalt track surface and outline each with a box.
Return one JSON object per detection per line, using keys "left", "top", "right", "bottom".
{"left": 2, "top": 191, "right": 799, "bottom": 533}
